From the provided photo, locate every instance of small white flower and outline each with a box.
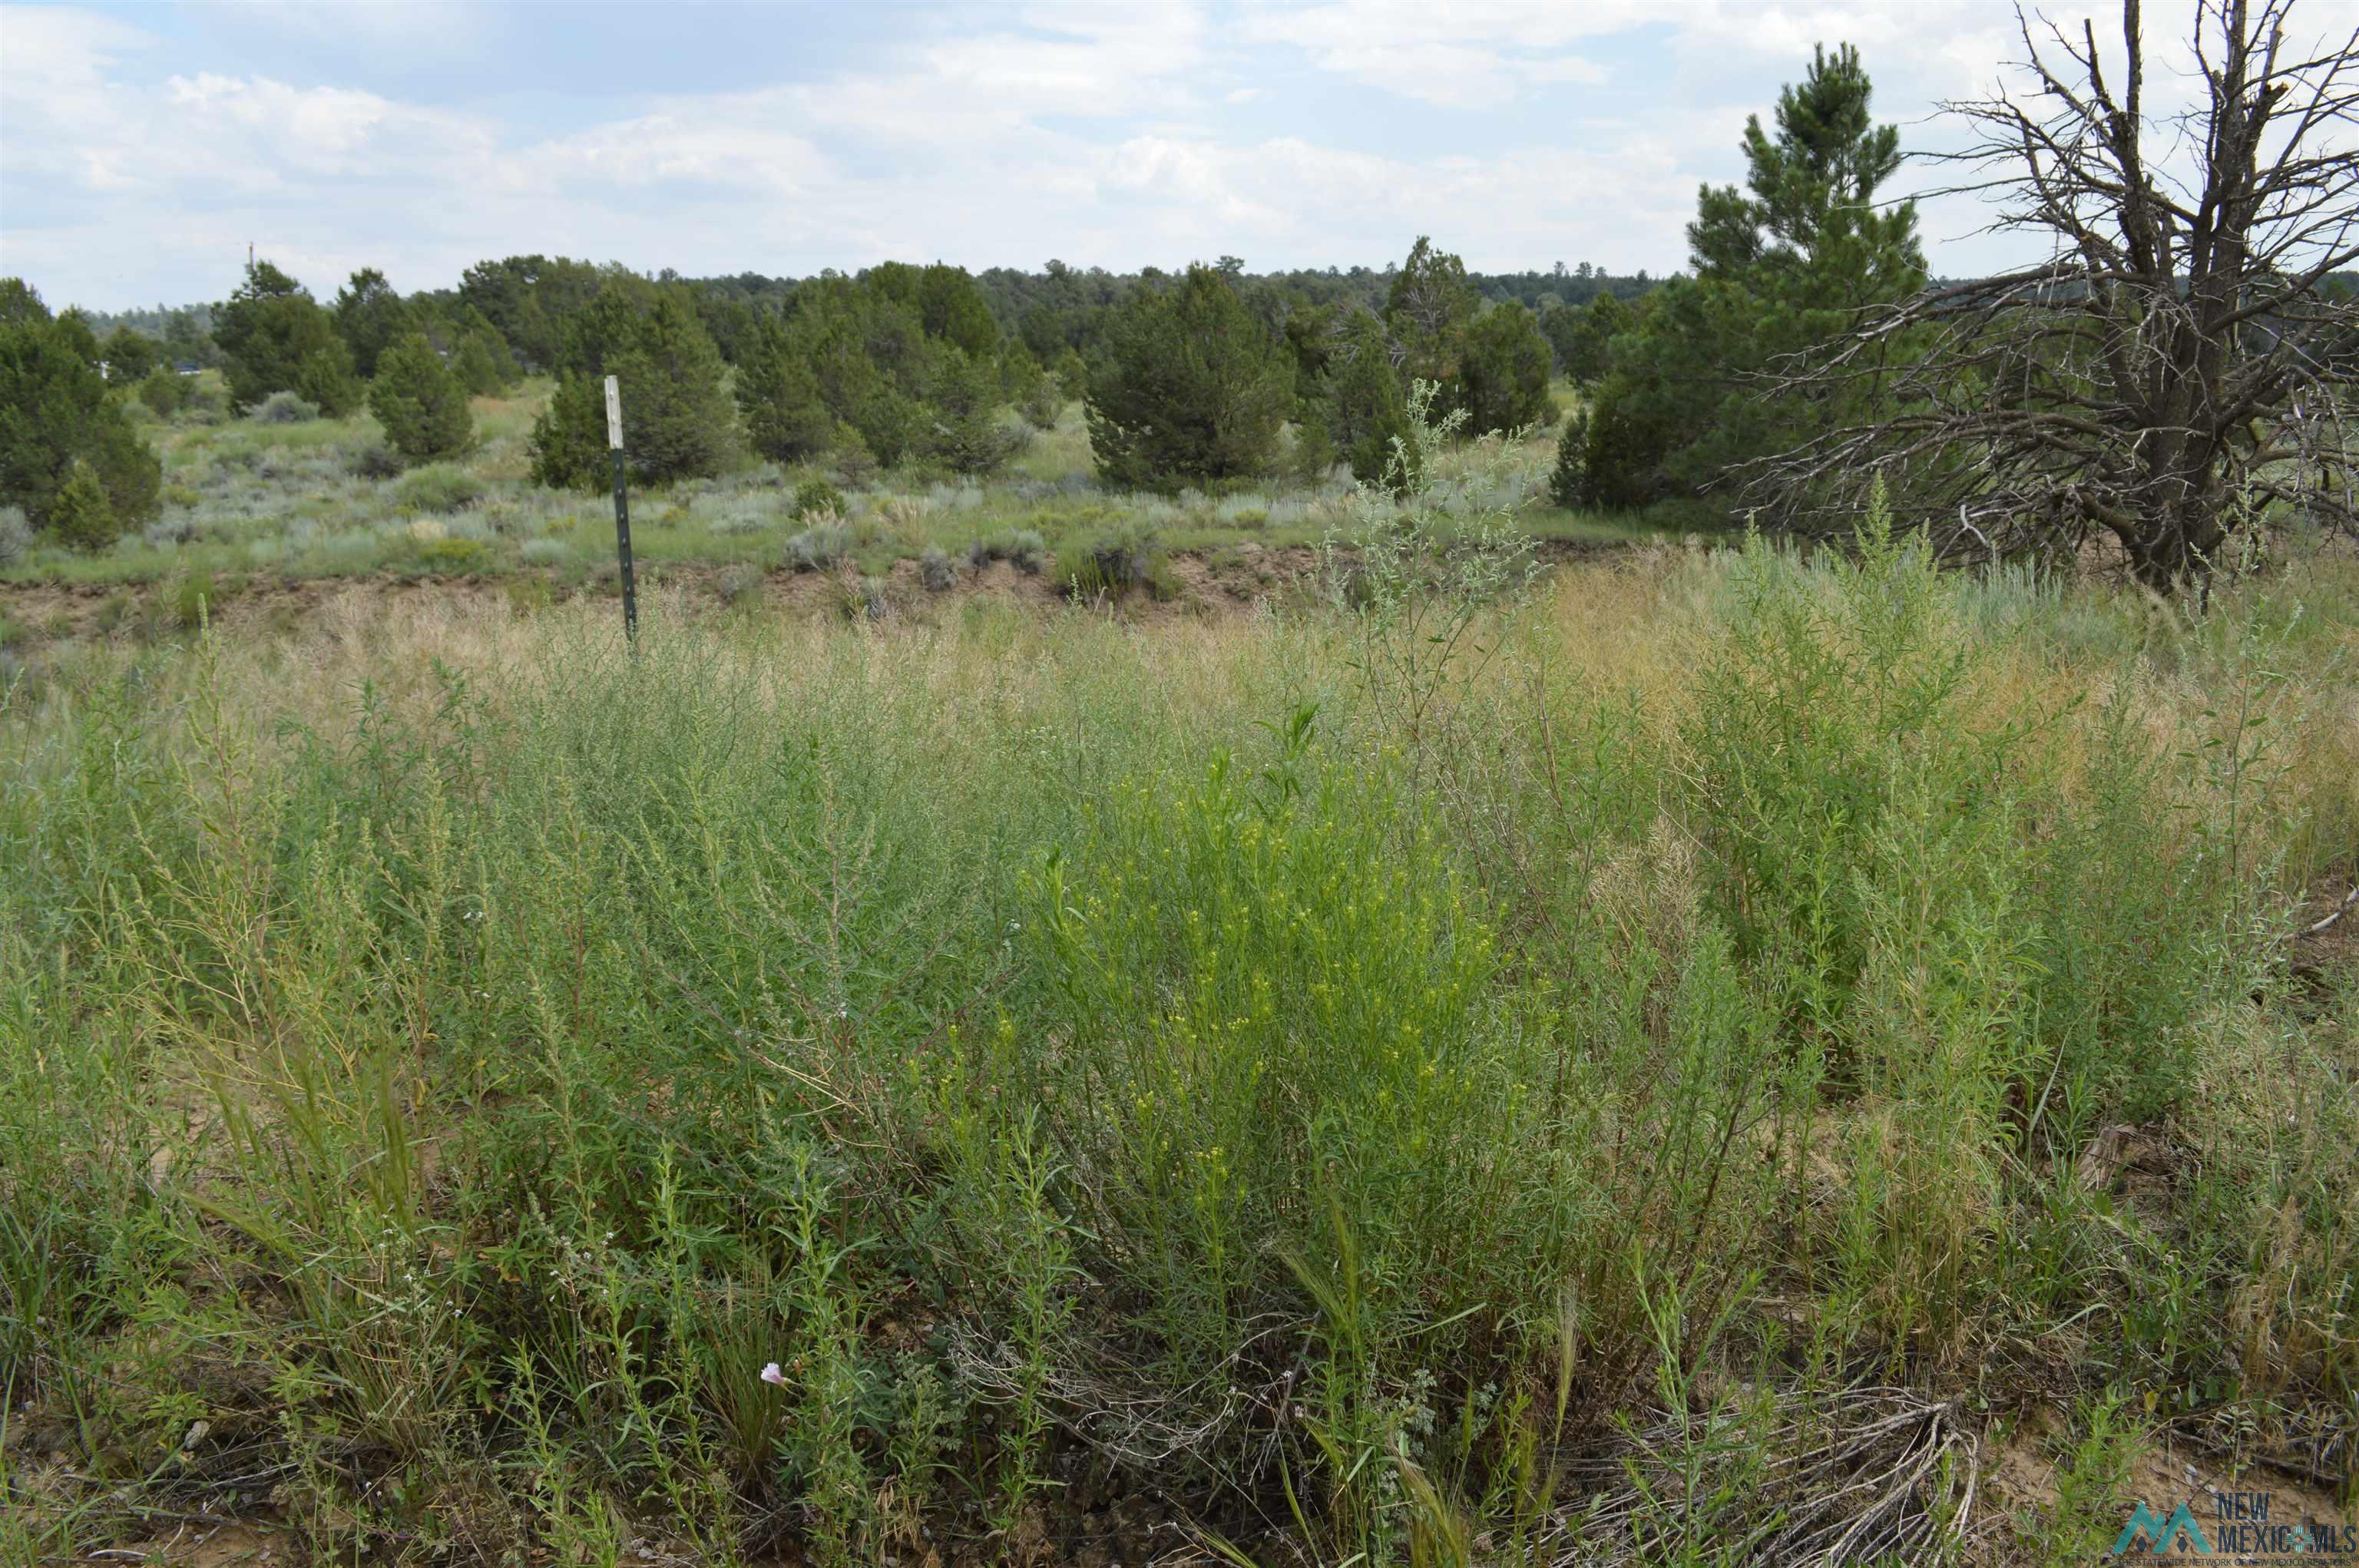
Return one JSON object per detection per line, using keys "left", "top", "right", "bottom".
{"left": 760, "top": 1362, "right": 788, "bottom": 1388}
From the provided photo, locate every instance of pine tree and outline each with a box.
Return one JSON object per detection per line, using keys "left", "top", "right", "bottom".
{"left": 735, "top": 314, "right": 835, "bottom": 463}
{"left": 1384, "top": 237, "right": 1479, "bottom": 415}
{"left": 1086, "top": 263, "right": 1292, "bottom": 491}
{"left": 1583, "top": 42, "right": 1924, "bottom": 515}
{"left": 369, "top": 331, "right": 473, "bottom": 461}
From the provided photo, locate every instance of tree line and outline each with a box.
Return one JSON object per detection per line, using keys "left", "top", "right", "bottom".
{"left": 8, "top": 1, "right": 2351, "bottom": 589}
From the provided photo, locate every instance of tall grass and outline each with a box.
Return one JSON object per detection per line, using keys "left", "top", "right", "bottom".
{"left": 3, "top": 532, "right": 2354, "bottom": 1561}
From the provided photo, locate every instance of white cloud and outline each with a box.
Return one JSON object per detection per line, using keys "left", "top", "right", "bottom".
{"left": 6, "top": 0, "right": 2277, "bottom": 309}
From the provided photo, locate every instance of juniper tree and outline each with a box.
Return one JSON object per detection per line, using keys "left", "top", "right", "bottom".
{"left": 0, "top": 280, "right": 160, "bottom": 534}
{"left": 334, "top": 267, "right": 412, "bottom": 379}
{"left": 216, "top": 260, "right": 359, "bottom": 413}
{"left": 369, "top": 331, "right": 473, "bottom": 461}
{"left": 530, "top": 276, "right": 735, "bottom": 490}
{"left": 1086, "top": 263, "right": 1292, "bottom": 490}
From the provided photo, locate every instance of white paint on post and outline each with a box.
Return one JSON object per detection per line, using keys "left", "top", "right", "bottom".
{"left": 604, "top": 375, "right": 624, "bottom": 451}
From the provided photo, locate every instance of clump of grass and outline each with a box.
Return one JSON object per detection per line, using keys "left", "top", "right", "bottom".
{"left": 0, "top": 506, "right": 32, "bottom": 566}
{"left": 394, "top": 461, "right": 485, "bottom": 514}
{"left": 251, "top": 389, "right": 321, "bottom": 424}
{"left": 785, "top": 517, "right": 850, "bottom": 571}
{"left": 968, "top": 528, "right": 1047, "bottom": 574}
{"left": 918, "top": 544, "right": 958, "bottom": 591}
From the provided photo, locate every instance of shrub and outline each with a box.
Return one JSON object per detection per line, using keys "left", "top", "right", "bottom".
{"left": 449, "top": 329, "right": 514, "bottom": 397}
{"left": 394, "top": 462, "right": 485, "bottom": 513}
{"left": 1548, "top": 413, "right": 1588, "bottom": 508}
{"left": 519, "top": 537, "right": 569, "bottom": 566}
{"left": 1457, "top": 302, "right": 1555, "bottom": 436}
{"left": 0, "top": 504, "right": 30, "bottom": 565}
{"left": 45, "top": 461, "right": 119, "bottom": 551}
{"left": 369, "top": 331, "right": 474, "bottom": 461}
{"left": 918, "top": 544, "right": 957, "bottom": 590}
{"left": 785, "top": 519, "right": 850, "bottom": 571}
{"left": 791, "top": 478, "right": 847, "bottom": 521}
{"left": 968, "top": 528, "right": 1047, "bottom": 574}
{"left": 828, "top": 423, "right": 881, "bottom": 488}
{"left": 412, "top": 536, "right": 490, "bottom": 573}
{"left": 1081, "top": 523, "right": 1160, "bottom": 592}
{"left": 349, "top": 442, "right": 405, "bottom": 481}
{"left": 252, "top": 390, "right": 321, "bottom": 425}
{"left": 1018, "top": 377, "right": 1063, "bottom": 432}
{"left": 136, "top": 366, "right": 185, "bottom": 418}
{"left": 144, "top": 514, "right": 199, "bottom": 547}
{"left": 1305, "top": 310, "right": 1416, "bottom": 491}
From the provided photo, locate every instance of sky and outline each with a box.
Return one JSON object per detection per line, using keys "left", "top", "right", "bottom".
{"left": 2, "top": 0, "right": 2354, "bottom": 312}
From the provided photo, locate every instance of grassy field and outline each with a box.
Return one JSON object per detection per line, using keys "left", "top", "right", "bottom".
{"left": 3, "top": 475, "right": 2357, "bottom": 1562}
{"left": 0, "top": 375, "right": 1655, "bottom": 603}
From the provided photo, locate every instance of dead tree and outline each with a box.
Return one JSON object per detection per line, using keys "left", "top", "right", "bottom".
{"left": 1749, "top": 0, "right": 2359, "bottom": 590}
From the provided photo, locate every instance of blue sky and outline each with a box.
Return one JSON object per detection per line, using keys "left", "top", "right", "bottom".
{"left": 5, "top": 0, "right": 2344, "bottom": 311}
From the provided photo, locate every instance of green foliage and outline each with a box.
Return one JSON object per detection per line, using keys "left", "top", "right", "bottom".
{"left": 1548, "top": 412, "right": 1588, "bottom": 509}
{"left": 44, "top": 460, "right": 119, "bottom": 551}
{"left": 1304, "top": 309, "right": 1413, "bottom": 489}
{"left": 1456, "top": 303, "right": 1554, "bottom": 436}
{"left": 736, "top": 314, "right": 835, "bottom": 463}
{"left": 530, "top": 276, "right": 736, "bottom": 491}
{"left": 135, "top": 366, "right": 185, "bottom": 418}
{"left": 457, "top": 253, "right": 604, "bottom": 371}
{"left": 1582, "top": 44, "right": 1924, "bottom": 515}
{"left": 215, "top": 259, "right": 356, "bottom": 413}
{"left": 101, "top": 325, "right": 158, "bottom": 383}
{"left": 251, "top": 390, "right": 322, "bottom": 425}
{"left": 1543, "top": 289, "right": 1628, "bottom": 385}
{"left": 369, "top": 332, "right": 474, "bottom": 461}
{"left": 1086, "top": 263, "right": 1292, "bottom": 491}
{"left": 791, "top": 478, "right": 846, "bottom": 521}
{"left": 333, "top": 267, "right": 412, "bottom": 379}
{"left": 393, "top": 461, "right": 485, "bottom": 513}
{"left": 925, "top": 346, "right": 1027, "bottom": 475}
{"left": 0, "top": 542, "right": 2350, "bottom": 1560}
{"left": 1384, "top": 236, "right": 1480, "bottom": 401}
{"left": 766, "top": 266, "right": 1014, "bottom": 470}
{"left": 0, "top": 280, "right": 162, "bottom": 534}
{"left": 448, "top": 326, "right": 515, "bottom": 397}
